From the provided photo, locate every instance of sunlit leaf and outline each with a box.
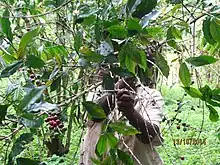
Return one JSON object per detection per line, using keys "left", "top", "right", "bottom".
{"left": 19, "top": 86, "right": 46, "bottom": 111}
{"left": 182, "top": 87, "right": 203, "bottom": 99}
{"left": 106, "top": 133, "right": 118, "bottom": 149}
{"left": 96, "top": 134, "right": 108, "bottom": 157}
{"left": 108, "top": 25, "right": 128, "bottom": 39}
{"left": 82, "top": 101, "right": 106, "bottom": 120}
{"left": 179, "top": 62, "right": 191, "bottom": 87}
{"left": 80, "top": 47, "right": 104, "bottom": 62}
{"left": 21, "top": 114, "right": 44, "bottom": 128}
{"left": 110, "top": 122, "right": 140, "bottom": 136}
{"left": 186, "top": 55, "right": 218, "bottom": 66}
{"left": 17, "top": 28, "right": 41, "bottom": 59}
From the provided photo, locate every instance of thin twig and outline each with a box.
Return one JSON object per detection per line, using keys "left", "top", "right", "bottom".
{"left": 58, "top": 81, "right": 102, "bottom": 107}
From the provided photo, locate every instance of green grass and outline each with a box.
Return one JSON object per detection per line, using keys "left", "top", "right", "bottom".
{"left": 157, "top": 84, "right": 220, "bottom": 165}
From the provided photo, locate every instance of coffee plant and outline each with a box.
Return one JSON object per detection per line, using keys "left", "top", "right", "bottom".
{"left": 0, "top": 0, "right": 219, "bottom": 164}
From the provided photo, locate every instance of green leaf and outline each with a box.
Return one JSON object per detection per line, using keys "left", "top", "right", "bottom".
{"left": 1, "top": 9, "right": 13, "bottom": 42}
{"left": 117, "top": 149, "right": 134, "bottom": 165}
{"left": 132, "top": 0, "right": 157, "bottom": 19}
{"left": 108, "top": 25, "right": 128, "bottom": 39}
{"left": 207, "top": 104, "right": 219, "bottom": 122}
{"left": 28, "top": 102, "right": 58, "bottom": 113}
{"left": 26, "top": 55, "right": 45, "bottom": 69}
{"left": 171, "top": 26, "right": 182, "bottom": 40}
{"left": 167, "top": 27, "right": 177, "bottom": 49}
{"left": 0, "top": 60, "right": 23, "bottom": 78}
{"left": 110, "top": 122, "right": 140, "bottom": 136}
{"left": 19, "top": 86, "right": 46, "bottom": 111}
{"left": 96, "top": 134, "right": 108, "bottom": 157}
{"left": 182, "top": 87, "right": 203, "bottom": 98}
{"left": 21, "top": 114, "right": 44, "bottom": 128}
{"left": 82, "top": 101, "right": 106, "bottom": 120}
{"left": 186, "top": 55, "right": 218, "bottom": 66}
{"left": 166, "top": 26, "right": 181, "bottom": 49}
{"left": 0, "top": 105, "right": 8, "bottom": 123}
{"left": 8, "top": 133, "right": 34, "bottom": 164}
{"left": 74, "top": 31, "right": 83, "bottom": 53}
{"left": 212, "top": 88, "right": 220, "bottom": 101}
{"left": 106, "top": 133, "right": 118, "bottom": 149}
{"left": 203, "top": 17, "right": 216, "bottom": 45}
{"left": 155, "top": 53, "right": 170, "bottom": 78}
{"left": 127, "top": 18, "right": 142, "bottom": 32}
{"left": 118, "top": 43, "right": 147, "bottom": 74}
{"left": 125, "top": 55, "right": 137, "bottom": 74}
{"left": 91, "top": 157, "right": 101, "bottom": 165}
{"left": 51, "top": 76, "right": 61, "bottom": 92}
{"left": 17, "top": 28, "right": 41, "bottom": 59}
{"left": 210, "top": 18, "right": 220, "bottom": 43}
{"left": 179, "top": 62, "right": 191, "bottom": 87}
{"left": 80, "top": 47, "right": 104, "bottom": 62}
{"left": 16, "top": 158, "right": 40, "bottom": 165}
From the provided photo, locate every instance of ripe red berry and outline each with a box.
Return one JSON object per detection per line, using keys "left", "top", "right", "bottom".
{"left": 49, "top": 121, "right": 54, "bottom": 126}
{"left": 48, "top": 116, "right": 53, "bottom": 121}
{"left": 55, "top": 119, "right": 61, "bottom": 125}
{"left": 58, "top": 124, "right": 64, "bottom": 128}
{"left": 180, "top": 156, "right": 184, "bottom": 160}
{"left": 53, "top": 121, "right": 58, "bottom": 127}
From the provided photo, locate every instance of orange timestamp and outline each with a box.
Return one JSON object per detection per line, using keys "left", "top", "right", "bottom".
{"left": 173, "top": 138, "right": 206, "bottom": 145}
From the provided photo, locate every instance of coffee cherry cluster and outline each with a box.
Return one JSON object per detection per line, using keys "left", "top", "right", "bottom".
{"left": 45, "top": 114, "right": 64, "bottom": 130}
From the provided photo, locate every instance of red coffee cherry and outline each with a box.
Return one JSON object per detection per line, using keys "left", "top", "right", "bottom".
{"left": 52, "top": 121, "right": 58, "bottom": 127}
{"left": 180, "top": 156, "right": 184, "bottom": 160}
{"left": 49, "top": 121, "right": 54, "bottom": 126}
{"left": 55, "top": 119, "right": 61, "bottom": 125}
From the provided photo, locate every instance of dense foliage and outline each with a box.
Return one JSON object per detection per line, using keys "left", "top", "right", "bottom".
{"left": 0, "top": 0, "right": 219, "bottom": 164}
